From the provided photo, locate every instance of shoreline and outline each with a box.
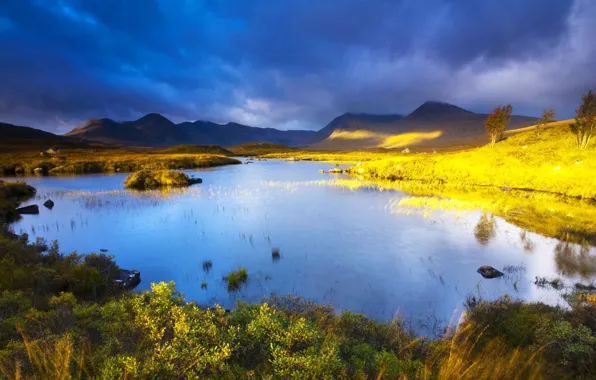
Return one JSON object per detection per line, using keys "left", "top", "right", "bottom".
{"left": 0, "top": 153, "right": 241, "bottom": 176}
{"left": 1, "top": 181, "right": 596, "bottom": 378}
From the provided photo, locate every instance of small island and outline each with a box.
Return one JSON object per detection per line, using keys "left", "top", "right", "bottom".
{"left": 124, "top": 169, "right": 202, "bottom": 190}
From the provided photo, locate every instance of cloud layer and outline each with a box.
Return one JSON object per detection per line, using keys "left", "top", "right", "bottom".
{"left": 0, "top": 0, "right": 594, "bottom": 132}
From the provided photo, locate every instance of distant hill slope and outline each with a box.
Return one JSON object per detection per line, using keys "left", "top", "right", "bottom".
{"left": 229, "top": 142, "right": 296, "bottom": 156}
{"left": 0, "top": 122, "right": 95, "bottom": 152}
{"left": 160, "top": 144, "right": 233, "bottom": 156}
{"left": 311, "top": 101, "right": 538, "bottom": 150}
{"left": 65, "top": 114, "right": 318, "bottom": 147}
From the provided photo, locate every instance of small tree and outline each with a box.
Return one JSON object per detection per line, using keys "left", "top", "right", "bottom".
{"left": 535, "top": 107, "right": 556, "bottom": 136}
{"left": 485, "top": 105, "right": 513, "bottom": 145}
{"left": 570, "top": 90, "right": 596, "bottom": 150}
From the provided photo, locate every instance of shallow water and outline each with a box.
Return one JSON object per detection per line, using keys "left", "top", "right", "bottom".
{"left": 5, "top": 160, "right": 595, "bottom": 334}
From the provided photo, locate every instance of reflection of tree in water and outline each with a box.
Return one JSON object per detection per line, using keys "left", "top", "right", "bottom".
{"left": 554, "top": 241, "right": 596, "bottom": 278}
{"left": 474, "top": 213, "right": 496, "bottom": 245}
{"left": 520, "top": 230, "right": 535, "bottom": 252}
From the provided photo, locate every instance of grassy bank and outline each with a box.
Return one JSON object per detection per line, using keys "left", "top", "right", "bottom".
{"left": 348, "top": 122, "right": 596, "bottom": 199}
{"left": 0, "top": 149, "right": 240, "bottom": 176}
{"left": 263, "top": 150, "right": 400, "bottom": 163}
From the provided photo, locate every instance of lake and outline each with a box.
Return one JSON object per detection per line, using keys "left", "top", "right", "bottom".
{"left": 5, "top": 160, "right": 594, "bottom": 335}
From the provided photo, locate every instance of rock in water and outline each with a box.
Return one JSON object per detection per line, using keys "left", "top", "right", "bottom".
{"left": 477, "top": 266, "right": 504, "bottom": 279}
{"left": 16, "top": 205, "right": 39, "bottom": 215}
{"left": 43, "top": 199, "right": 55, "bottom": 209}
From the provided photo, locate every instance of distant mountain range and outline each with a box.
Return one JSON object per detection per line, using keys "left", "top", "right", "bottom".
{"left": 1, "top": 101, "right": 540, "bottom": 151}
{"left": 64, "top": 113, "right": 318, "bottom": 147}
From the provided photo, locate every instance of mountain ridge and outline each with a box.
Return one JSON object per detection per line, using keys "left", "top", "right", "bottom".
{"left": 65, "top": 114, "right": 319, "bottom": 147}
{"left": 6, "top": 100, "right": 540, "bottom": 150}
{"left": 312, "top": 101, "right": 539, "bottom": 150}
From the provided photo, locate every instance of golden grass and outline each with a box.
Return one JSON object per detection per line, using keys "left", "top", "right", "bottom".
{"left": 0, "top": 334, "right": 88, "bottom": 380}
{"left": 421, "top": 323, "right": 543, "bottom": 380}
{"left": 352, "top": 122, "right": 596, "bottom": 198}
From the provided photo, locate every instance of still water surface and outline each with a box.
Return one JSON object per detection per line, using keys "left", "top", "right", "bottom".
{"left": 6, "top": 160, "right": 594, "bottom": 334}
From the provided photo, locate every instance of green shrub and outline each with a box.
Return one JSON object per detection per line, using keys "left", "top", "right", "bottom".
{"left": 225, "top": 268, "right": 248, "bottom": 291}
{"left": 123, "top": 169, "right": 199, "bottom": 190}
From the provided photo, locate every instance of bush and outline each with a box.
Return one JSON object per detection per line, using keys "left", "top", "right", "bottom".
{"left": 123, "top": 169, "right": 200, "bottom": 190}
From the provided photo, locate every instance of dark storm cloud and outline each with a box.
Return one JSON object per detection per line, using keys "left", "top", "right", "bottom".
{"left": 0, "top": 0, "right": 593, "bottom": 132}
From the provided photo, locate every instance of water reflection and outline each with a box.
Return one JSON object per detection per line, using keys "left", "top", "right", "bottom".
{"left": 555, "top": 241, "right": 596, "bottom": 278}
{"left": 474, "top": 213, "right": 496, "bottom": 245}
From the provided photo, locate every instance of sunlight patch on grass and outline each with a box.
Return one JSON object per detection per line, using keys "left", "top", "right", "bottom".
{"left": 380, "top": 130, "right": 443, "bottom": 149}
{"left": 327, "top": 129, "right": 381, "bottom": 140}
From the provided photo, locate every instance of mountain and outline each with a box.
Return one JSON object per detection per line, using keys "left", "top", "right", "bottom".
{"left": 311, "top": 101, "right": 538, "bottom": 150}
{"left": 0, "top": 122, "right": 95, "bottom": 152}
{"left": 65, "top": 115, "right": 318, "bottom": 147}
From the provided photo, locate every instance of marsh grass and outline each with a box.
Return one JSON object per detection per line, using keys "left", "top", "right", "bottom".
{"left": 202, "top": 260, "right": 213, "bottom": 273}
{"left": 225, "top": 268, "right": 248, "bottom": 291}
{"left": 534, "top": 276, "right": 564, "bottom": 290}
{"left": 271, "top": 247, "right": 281, "bottom": 261}
{"left": 0, "top": 150, "right": 240, "bottom": 176}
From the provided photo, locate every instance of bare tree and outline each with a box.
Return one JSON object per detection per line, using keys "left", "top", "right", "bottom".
{"left": 570, "top": 90, "right": 596, "bottom": 150}
{"left": 485, "top": 105, "right": 513, "bottom": 145}
{"left": 535, "top": 107, "right": 556, "bottom": 136}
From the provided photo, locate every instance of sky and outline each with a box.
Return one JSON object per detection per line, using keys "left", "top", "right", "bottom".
{"left": 0, "top": 0, "right": 595, "bottom": 133}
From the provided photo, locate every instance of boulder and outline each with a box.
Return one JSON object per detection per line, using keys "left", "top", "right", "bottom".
{"left": 16, "top": 204, "right": 39, "bottom": 215}
{"left": 33, "top": 167, "right": 44, "bottom": 175}
{"left": 189, "top": 177, "right": 203, "bottom": 185}
{"left": 112, "top": 269, "right": 141, "bottom": 290}
{"left": 477, "top": 266, "right": 504, "bottom": 279}
{"left": 43, "top": 199, "right": 55, "bottom": 209}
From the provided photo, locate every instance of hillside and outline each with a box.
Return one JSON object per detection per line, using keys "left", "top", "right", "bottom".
{"left": 0, "top": 122, "right": 96, "bottom": 152}
{"left": 65, "top": 114, "right": 318, "bottom": 147}
{"left": 311, "top": 101, "right": 538, "bottom": 150}
{"left": 351, "top": 120, "right": 595, "bottom": 198}
{"left": 314, "top": 112, "right": 404, "bottom": 141}
{"left": 229, "top": 142, "right": 296, "bottom": 156}
{"left": 160, "top": 144, "right": 233, "bottom": 156}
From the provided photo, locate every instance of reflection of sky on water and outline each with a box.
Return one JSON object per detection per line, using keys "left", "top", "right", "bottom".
{"left": 5, "top": 160, "right": 595, "bottom": 335}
